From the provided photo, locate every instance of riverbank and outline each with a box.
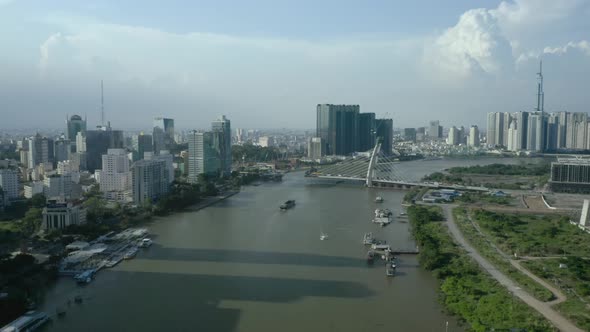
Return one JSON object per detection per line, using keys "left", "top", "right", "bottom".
{"left": 186, "top": 191, "right": 239, "bottom": 212}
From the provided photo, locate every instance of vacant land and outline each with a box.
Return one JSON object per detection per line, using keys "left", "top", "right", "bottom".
{"left": 523, "top": 258, "right": 590, "bottom": 330}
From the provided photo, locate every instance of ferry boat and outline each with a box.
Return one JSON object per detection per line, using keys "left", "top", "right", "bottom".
{"left": 139, "top": 238, "right": 153, "bottom": 248}
{"left": 375, "top": 196, "right": 384, "bottom": 203}
{"left": 105, "top": 255, "right": 124, "bottom": 268}
{"left": 362, "top": 232, "right": 375, "bottom": 245}
{"left": 0, "top": 311, "right": 50, "bottom": 332}
{"left": 124, "top": 247, "right": 138, "bottom": 259}
{"left": 74, "top": 269, "right": 95, "bottom": 284}
{"left": 280, "top": 200, "right": 296, "bottom": 210}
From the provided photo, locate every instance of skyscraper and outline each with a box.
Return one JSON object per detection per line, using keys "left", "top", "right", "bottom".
{"left": 54, "top": 137, "right": 71, "bottom": 163}
{"left": 566, "top": 112, "right": 588, "bottom": 149}
{"left": 447, "top": 126, "right": 459, "bottom": 145}
{"left": 468, "top": 125, "right": 480, "bottom": 147}
{"left": 316, "top": 104, "right": 360, "bottom": 155}
{"left": 96, "top": 149, "right": 131, "bottom": 202}
{"left": 358, "top": 113, "right": 376, "bottom": 151}
{"left": 211, "top": 115, "right": 232, "bottom": 177}
{"left": 28, "top": 134, "right": 54, "bottom": 169}
{"left": 403, "top": 128, "right": 417, "bottom": 142}
{"left": 507, "top": 120, "right": 518, "bottom": 152}
{"left": 132, "top": 159, "right": 169, "bottom": 204}
{"left": 527, "top": 113, "right": 545, "bottom": 152}
{"left": 0, "top": 169, "right": 19, "bottom": 200}
{"left": 187, "top": 130, "right": 221, "bottom": 183}
{"left": 375, "top": 119, "right": 393, "bottom": 155}
{"left": 132, "top": 133, "right": 153, "bottom": 161}
{"left": 557, "top": 111, "right": 568, "bottom": 148}
{"left": 85, "top": 128, "right": 125, "bottom": 172}
{"left": 545, "top": 113, "right": 559, "bottom": 151}
{"left": 515, "top": 111, "right": 529, "bottom": 150}
{"left": 307, "top": 137, "right": 323, "bottom": 160}
{"left": 153, "top": 117, "right": 175, "bottom": 154}
{"left": 428, "top": 120, "right": 442, "bottom": 139}
{"left": 66, "top": 114, "right": 87, "bottom": 152}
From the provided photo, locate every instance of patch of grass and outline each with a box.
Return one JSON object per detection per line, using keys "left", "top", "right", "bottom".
{"left": 453, "top": 208, "right": 555, "bottom": 302}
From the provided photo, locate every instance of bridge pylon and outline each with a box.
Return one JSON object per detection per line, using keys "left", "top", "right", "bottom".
{"left": 366, "top": 141, "right": 381, "bottom": 187}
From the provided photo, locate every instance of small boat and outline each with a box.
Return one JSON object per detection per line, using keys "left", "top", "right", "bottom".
{"left": 280, "top": 200, "right": 296, "bottom": 210}
{"left": 374, "top": 209, "right": 392, "bottom": 218}
{"left": 124, "top": 247, "right": 138, "bottom": 259}
{"left": 74, "top": 270, "right": 94, "bottom": 284}
{"left": 372, "top": 217, "right": 391, "bottom": 226}
{"left": 139, "top": 238, "right": 153, "bottom": 248}
{"left": 362, "top": 232, "right": 375, "bottom": 245}
{"left": 367, "top": 250, "right": 375, "bottom": 263}
{"left": 320, "top": 233, "right": 328, "bottom": 241}
{"left": 375, "top": 196, "right": 384, "bottom": 203}
{"left": 386, "top": 262, "right": 396, "bottom": 276}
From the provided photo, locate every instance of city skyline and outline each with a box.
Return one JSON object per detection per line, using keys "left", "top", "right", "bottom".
{"left": 1, "top": 1, "right": 589, "bottom": 129}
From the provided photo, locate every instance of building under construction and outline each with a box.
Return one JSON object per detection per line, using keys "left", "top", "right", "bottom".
{"left": 550, "top": 157, "right": 590, "bottom": 193}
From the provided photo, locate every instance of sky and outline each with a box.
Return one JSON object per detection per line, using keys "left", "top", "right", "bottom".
{"left": 0, "top": 0, "right": 589, "bottom": 130}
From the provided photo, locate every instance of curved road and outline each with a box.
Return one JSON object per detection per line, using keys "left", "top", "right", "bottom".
{"left": 441, "top": 205, "right": 582, "bottom": 332}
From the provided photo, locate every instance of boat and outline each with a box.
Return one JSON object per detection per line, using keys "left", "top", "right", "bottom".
{"left": 320, "top": 232, "right": 328, "bottom": 241}
{"left": 74, "top": 269, "right": 95, "bottom": 284}
{"left": 372, "top": 217, "right": 391, "bottom": 227}
{"left": 280, "top": 200, "right": 296, "bottom": 210}
{"left": 105, "top": 255, "right": 124, "bottom": 268}
{"left": 371, "top": 243, "right": 392, "bottom": 252}
{"left": 362, "top": 232, "right": 375, "bottom": 245}
{"left": 374, "top": 209, "right": 392, "bottom": 218}
{"left": 124, "top": 247, "right": 138, "bottom": 259}
{"left": 366, "top": 250, "right": 375, "bottom": 263}
{"left": 375, "top": 196, "right": 384, "bottom": 203}
{"left": 386, "top": 262, "right": 396, "bottom": 276}
{"left": 0, "top": 311, "right": 50, "bottom": 332}
{"left": 139, "top": 238, "right": 153, "bottom": 248}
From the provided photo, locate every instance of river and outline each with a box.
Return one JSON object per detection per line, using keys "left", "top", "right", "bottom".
{"left": 40, "top": 157, "right": 529, "bottom": 332}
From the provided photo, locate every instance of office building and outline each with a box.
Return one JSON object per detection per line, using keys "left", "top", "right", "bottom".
{"left": 187, "top": 131, "right": 221, "bottom": 183}
{"left": 153, "top": 117, "right": 175, "bottom": 154}
{"left": 358, "top": 113, "right": 376, "bottom": 151}
{"left": 211, "top": 115, "right": 232, "bottom": 177}
{"left": 447, "top": 126, "right": 459, "bottom": 145}
{"left": 96, "top": 149, "right": 131, "bottom": 202}
{"left": 132, "top": 133, "right": 153, "bottom": 161}
{"left": 66, "top": 114, "right": 87, "bottom": 152}
{"left": 468, "top": 125, "right": 480, "bottom": 147}
{"left": 316, "top": 104, "right": 360, "bottom": 155}
{"left": 28, "top": 134, "right": 54, "bottom": 169}
{"left": 42, "top": 201, "right": 86, "bottom": 230}
{"left": 0, "top": 169, "right": 19, "bottom": 199}
{"left": 308, "top": 137, "right": 323, "bottom": 160}
{"left": 54, "top": 138, "right": 71, "bottom": 163}
{"left": 132, "top": 158, "right": 169, "bottom": 204}
{"left": 403, "top": 128, "right": 417, "bottom": 142}
{"left": 376, "top": 119, "right": 393, "bottom": 155}
{"left": 428, "top": 120, "right": 442, "bottom": 139}
{"left": 85, "top": 128, "right": 124, "bottom": 172}
{"left": 550, "top": 157, "right": 590, "bottom": 193}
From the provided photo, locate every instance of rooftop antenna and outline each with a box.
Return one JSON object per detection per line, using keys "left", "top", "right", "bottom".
{"left": 101, "top": 80, "right": 105, "bottom": 126}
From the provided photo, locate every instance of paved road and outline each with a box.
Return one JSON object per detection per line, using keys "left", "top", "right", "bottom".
{"left": 441, "top": 205, "right": 582, "bottom": 332}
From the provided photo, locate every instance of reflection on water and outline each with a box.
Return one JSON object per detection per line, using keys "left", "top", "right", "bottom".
{"left": 41, "top": 158, "right": 524, "bottom": 331}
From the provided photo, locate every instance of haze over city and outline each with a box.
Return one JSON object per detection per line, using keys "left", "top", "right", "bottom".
{"left": 1, "top": 0, "right": 589, "bottom": 129}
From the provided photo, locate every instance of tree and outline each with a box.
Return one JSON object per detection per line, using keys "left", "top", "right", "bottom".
{"left": 30, "top": 194, "right": 46, "bottom": 208}
{"left": 20, "top": 208, "right": 42, "bottom": 236}
{"left": 83, "top": 196, "right": 106, "bottom": 222}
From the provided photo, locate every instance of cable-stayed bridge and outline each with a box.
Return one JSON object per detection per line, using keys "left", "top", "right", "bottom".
{"left": 306, "top": 142, "right": 488, "bottom": 191}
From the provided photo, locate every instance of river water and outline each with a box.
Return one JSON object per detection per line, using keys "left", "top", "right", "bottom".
{"left": 40, "top": 157, "right": 526, "bottom": 332}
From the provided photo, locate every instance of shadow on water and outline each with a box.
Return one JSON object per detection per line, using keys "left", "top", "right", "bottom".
{"left": 46, "top": 271, "right": 374, "bottom": 332}
{"left": 141, "top": 245, "right": 367, "bottom": 268}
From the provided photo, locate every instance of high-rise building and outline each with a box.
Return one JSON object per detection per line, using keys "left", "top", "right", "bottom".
{"left": 211, "top": 115, "right": 232, "bottom": 177}
{"left": 43, "top": 174, "right": 74, "bottom": 200}
{"left": 316, "top": 104, "right": 360, "bottom": 155}
{"left": 146, "top": 151, "right": 174, "bottom": 184}
{"left": 486, "top": 113, "right": 497, "bottom": 146}
{"left": 502, "top": 112, "right": 512, "bottom": 146}
{"left": 85, "top": 128, "right": 125, "bottom": 172}
{"left": 447, "top": 126, "right": 459, "bottom": 146}
{"left": 486, "top": 112, "right": 509, "bottom": 147}
{"left": 96, "top": 149, "right": 131, "bottom": 202}
{"left": 187, "top": 131, "right": 221, "bottom": 183}
{"left": 468, "top": 125, "right": 480, "bottom": 147}
{"left": 66, "top": 114, "right": 87, "bottom": 152}
{"left": 0, "top": 169, "right": 19, "bottom": 199}
{"left": 515, "top": 112, "right": 529, "bottom": 150}
{"left": 54, "top": 138, "right": 71, "bottom": 163}
{"left": 308, "top": 137, "right": 324, "bottom": 160}
{"left": 566, "top": 112, "right": 588, "bottom": 150}
{"left": 416, "top": 127, "right": 426, "bottom": 142}
{"left": 507, "top": 120, "right": 518, "bottom": 152}
{"left": 28, "top": 134, "right": 54, "bottom": 169}
{"left": 557, "top": 111, "right": 568, "bottom": 149}
{"left": 375, "top": 119, "right": 393, "bottom": 155}
{"left": 428, "top": 120, "right": 442, "bottom": 139}
{"left": 153, "top": 117, "right": 175, "bottom": 154}
{"left": 358, "top": 113, "right": 376, "bottom": 151}
{"left": 132, "top": 133, "right": 153, "bottom": 161}
{"left": 545, "top": 113, "right": 559, "bottom": 151}
{"left": 132, "top": 158, "right": 169, "bottom": 204}
{"left": 403, "top": 128, "right": 417, "bottom": 142}
{"left": 526, "top": 112, "right": 545, "bottom": 152}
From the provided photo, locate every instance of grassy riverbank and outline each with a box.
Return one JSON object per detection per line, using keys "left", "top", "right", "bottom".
{"left": 408, "top": 205, "right": 553, "bottom": 331}
{"left": 452, "top": 207, "right": 555, "bottom": 302}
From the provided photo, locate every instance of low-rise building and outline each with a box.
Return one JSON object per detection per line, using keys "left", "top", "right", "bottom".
{"left": 42, "top": 201, "right": 87, "bottom": 230}
{"left": 550, "top": 157, "right": 590, "bottom": 193}
{"left": 24, "top": 181, "right": 44, "bottom": 198}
